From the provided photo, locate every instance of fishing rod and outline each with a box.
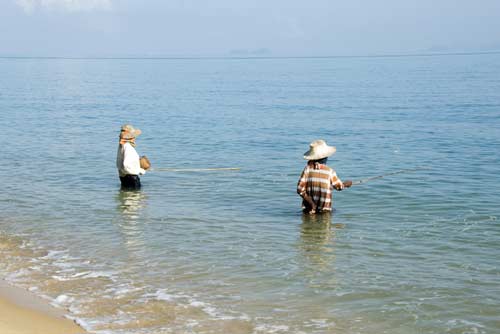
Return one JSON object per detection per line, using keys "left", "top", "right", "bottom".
{"left": 351, "top": 167, "right": 429, "bottom": 186}
{"left": 149, "top": 167, "right": 425, "bottom": 177}
{"left": 140, "top": 156, "right": 241, "bottom": 172}
{"left": 150, "top": 167, "right": 241, "bottom": 172}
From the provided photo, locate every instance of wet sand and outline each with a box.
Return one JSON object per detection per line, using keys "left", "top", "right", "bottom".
{"left": 0, "top": 280, "right": 86, "bottom": 334}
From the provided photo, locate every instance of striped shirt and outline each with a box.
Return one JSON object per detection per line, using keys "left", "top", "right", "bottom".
{"left": 297, "top": 162, "right": 344, "bottom": 212}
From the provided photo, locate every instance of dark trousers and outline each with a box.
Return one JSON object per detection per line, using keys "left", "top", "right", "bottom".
{"left": 120, "top": 175, "right": 141, "bottom": 190}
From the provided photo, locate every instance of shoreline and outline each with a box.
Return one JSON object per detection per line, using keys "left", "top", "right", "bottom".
{"left": 0, "top": 279, "right": 86, "bottom": 334}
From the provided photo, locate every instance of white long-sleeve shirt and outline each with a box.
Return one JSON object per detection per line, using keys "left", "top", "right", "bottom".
{"left": 116, "top": 142, "right": 146, "bottom": 177}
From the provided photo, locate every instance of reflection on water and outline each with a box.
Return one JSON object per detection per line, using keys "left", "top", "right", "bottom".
{"left": 299, "top": 213, "right": 339, "bottom": 273}
{"left": 115, "top": 190, "right": 148, "bottom": 257}
{"left": 300, "top": 212, "right": 335, "bottom": 244}
{"left": 117, "top": 190, "right": 147, "bottom": 218}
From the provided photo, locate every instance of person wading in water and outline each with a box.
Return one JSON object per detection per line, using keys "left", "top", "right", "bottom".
{"left": 297, "top": 139, "right": 352, "bottom": 214}
{"left": 116, "top": 124, "right": 147, "bottom": 190}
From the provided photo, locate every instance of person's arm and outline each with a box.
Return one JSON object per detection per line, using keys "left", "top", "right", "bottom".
{"left": 123, "top": 144, "right": 146, "bottom": 175}
{"left": 332, "top": 171, "right": 352, "bottom": 190}
{"left": 300, "top": 193, "right": 317, "bottom": 213}
{"left": 297, "top": 167, "right": 316, "bottom": 213}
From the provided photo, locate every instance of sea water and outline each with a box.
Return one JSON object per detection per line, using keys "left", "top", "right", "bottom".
{"left": 1, "top": 54, "right": 499, "bottom": 333}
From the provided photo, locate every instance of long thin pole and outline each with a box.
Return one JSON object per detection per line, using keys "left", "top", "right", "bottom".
{"left": 150, "top": 167, "right": 241, "bottom": 172}
{"left": 351, "top": 167, "right": 428, "bottom": 186}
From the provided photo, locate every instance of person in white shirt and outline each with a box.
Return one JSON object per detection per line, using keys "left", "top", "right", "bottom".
{"left": 116, "top": 124, "right": 146, "bottom": 190}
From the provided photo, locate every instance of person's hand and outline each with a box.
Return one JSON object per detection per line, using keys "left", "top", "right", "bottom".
{"left": 343, "top": 180, "right": 353, "bottom": 188}
{"left": 306, "top": 202, "right": 317, "bottom": 214}
{"left": 303, "top": 204, "right": 316, "bottom": 215}
{"left": 302, "top": 194, "right": 317, "bottom": 214}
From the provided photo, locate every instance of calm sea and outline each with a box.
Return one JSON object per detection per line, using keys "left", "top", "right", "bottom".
{"left": 1, "top": 54, "right": 499, "bottom": 334}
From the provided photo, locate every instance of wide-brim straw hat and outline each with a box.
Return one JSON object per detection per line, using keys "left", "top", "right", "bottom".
{"left": 303, "top": 139, "right": 336, "bottom": 160}
{"left": 120, "top": 124, "right": 142, "bottom": 139}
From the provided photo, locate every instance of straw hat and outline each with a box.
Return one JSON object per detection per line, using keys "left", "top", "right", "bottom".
{"left": 303, "top": 139, "right": 336, "bottom": 160}
{"left": 120, "top": 124, "right": 142, "bottom": 140}
{"left": 140, "top": 155, "right": 151, "bottom": 170}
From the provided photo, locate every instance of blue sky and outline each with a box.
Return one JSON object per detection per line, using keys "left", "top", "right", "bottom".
{"left": 1, "top": 0, "right": 500, "bottom": 57}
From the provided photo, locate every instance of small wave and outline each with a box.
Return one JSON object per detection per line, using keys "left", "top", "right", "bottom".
{"left": 52, "top": 294, "right": 75, "bottom": 307}
{"left": 304, "top": 318, "right": 331, "bottom": 329}
{"left": 81, "top": 271, "right": 118, "bottom": 279}
{"left": 446, "top": 319, "right": 486, "bottom": 334}
{"left": 41, "top": 249, "right": 68, "bottom": 259}
{"left": 151, "top": 288, "right": 175, "bottom": 301}
{"left": 254, "top": 324, "right": 290, "bottom": 333}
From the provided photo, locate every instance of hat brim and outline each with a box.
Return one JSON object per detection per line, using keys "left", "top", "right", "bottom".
{"left": 303, "top": 146, "right": 336, "bottom": 160}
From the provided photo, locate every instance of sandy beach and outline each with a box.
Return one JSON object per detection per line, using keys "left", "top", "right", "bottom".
{"left": 0, "top": 280, "right": 86, "bottom": 334}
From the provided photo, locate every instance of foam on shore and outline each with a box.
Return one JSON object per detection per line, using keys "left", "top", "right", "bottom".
{"left": 0, "top": 279, "right": 86, "bottom": 334}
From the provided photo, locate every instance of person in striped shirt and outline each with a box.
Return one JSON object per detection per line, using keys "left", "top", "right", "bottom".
{"left": 297, "top": 140, "right": 352, "bottom": 214}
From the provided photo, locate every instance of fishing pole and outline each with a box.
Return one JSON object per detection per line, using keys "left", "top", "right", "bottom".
{"left": 140, "top": 156, "right": 241, "bottom": 172}
{"left": 351, "top": 167, "right": 429, "bottom": 186}
{"left": 150, "top": 167, "right": 241, "bottom": 172}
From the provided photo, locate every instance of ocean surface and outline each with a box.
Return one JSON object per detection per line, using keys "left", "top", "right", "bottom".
{"left": 1, "top": 54, "right": 499, "bottom": 334}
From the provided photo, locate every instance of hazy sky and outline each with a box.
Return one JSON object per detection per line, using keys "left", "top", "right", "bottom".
{"left": 1, "top": 0, "right": 500, "bottom": 57}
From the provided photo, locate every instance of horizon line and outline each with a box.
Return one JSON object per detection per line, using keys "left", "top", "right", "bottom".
{"left": 1, "top": 50, "right": 500, "bottom": 60}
